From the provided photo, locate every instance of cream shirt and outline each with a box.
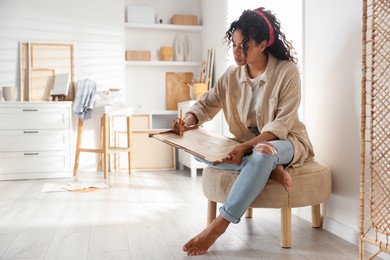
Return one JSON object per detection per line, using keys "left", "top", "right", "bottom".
{"left": 188, "top": 54, "right": 314, "bottom": 167}
{"left": 246, "top": 69, "right": 265, "bottom": 128}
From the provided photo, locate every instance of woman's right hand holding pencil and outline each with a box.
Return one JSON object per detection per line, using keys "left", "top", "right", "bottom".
{"left": 171, "top": 111, "right": 198, "bottom": 135}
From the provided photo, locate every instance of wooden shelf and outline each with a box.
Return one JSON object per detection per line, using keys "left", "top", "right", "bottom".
{"left": 125, "top": 61, "right": 201, "bottom": 67}
{"left": 125, "top": 22, "right": 203, "bottom": 32}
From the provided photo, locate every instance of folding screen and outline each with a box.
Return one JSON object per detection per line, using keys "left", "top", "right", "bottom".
{"left": 360, "top": 0, "right": 390, "bottom": 259}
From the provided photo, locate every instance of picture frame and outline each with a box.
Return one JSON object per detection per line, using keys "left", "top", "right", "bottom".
{"left": 51, "top": 73, "right": 70, "bottom": 96}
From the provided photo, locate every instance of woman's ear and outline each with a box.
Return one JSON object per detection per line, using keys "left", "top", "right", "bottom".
{"left": 258, "top": 40, "right": 267, "bottom": 52}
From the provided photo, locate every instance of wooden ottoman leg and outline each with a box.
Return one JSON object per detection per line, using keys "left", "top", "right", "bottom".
{"left": 245, "top": 208, "right": 253, "bottom": 218}
{"left": 280, "top": 208, "right": 291, "bottom": 248}
{"left": 207, "top": 200, "right": 217, "bottom": 225}
{"left": 311, "top": 204, "right": 322, "bottom": 228}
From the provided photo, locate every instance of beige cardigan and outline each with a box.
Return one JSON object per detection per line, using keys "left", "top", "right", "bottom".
{"left": 188, "top": 55, "right": 314, "bottom": 167}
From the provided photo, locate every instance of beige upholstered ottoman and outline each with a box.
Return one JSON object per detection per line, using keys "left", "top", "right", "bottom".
{"left": 202, "top": 160, "right": 331, "bottom": 248}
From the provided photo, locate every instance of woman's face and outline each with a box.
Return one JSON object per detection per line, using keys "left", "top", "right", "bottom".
{"left": 232, "top": 29, "right": 263, "bottom": 66}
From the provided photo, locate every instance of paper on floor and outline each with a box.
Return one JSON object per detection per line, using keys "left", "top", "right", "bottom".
{"left": 41, "top": 182, "right": 109, "bottom": 192}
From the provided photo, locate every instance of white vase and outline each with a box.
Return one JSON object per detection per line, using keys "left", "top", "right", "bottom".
{"left": 184, "top": 35, "right": 192, "bottom": 61}
{"left": 174, "top": 35, "right": 184, "bottom": 62}
{"left": 2, "top": 86, "right": 17, "bottom": 101}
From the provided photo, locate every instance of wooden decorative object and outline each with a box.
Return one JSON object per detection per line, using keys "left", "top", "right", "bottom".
{"left": 171, "top": 15, "right": 198, "bottom": 25}
{"left": 30, "top": 68, "right": 55, "bottom": 101}
{"left": 20, "top": 42, "right": 75, "bottom": 101}
{"left": 165, "top": 72, "right": 192, "bottom": 110}
{"left": 125, "top": 50, "right": 151, "bottom": 61}
{"left": 360, "top": 0, "right": 390, "bottom": 259}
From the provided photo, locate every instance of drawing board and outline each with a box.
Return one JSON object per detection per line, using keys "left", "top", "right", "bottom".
{"left": 150, "top": 127, "right": 240, "bottom": 165}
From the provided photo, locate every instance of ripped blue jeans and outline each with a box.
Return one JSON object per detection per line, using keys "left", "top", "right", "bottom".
{"left": 197, "top": 139, "right": 294, "bottom": 224}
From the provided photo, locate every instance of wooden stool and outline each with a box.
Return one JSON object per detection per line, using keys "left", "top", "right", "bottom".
{"left": 202, "top": 160, "right": 331, "bottom": 248}
{"left": 73, "top": 106, "right": 132, "bottom": 178}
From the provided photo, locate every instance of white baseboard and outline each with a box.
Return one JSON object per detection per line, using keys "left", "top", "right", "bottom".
{"left": 322, "top": 215, "right": 359, "bottom": 245}
{"left": 292, "top": 207, "right": 359, "bottom": 245}
{"left": 293, "top": 207, "right": 390, "bottom": 259}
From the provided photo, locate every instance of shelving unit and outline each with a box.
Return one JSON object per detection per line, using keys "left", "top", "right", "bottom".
{"left": 115, "top": 111, "right": 177, "bottom": 171}
{"left": 125, "top": 22, "right": 203, "bottom": 32}
{"left": 124, "top": 16, "right": 203, "bottom": 114}
{"left": 124, "top": 2, "right": 203, "bottom": 172}
{"left": 125, "top": 61, "right": 201, "bottom": 67}
{"left": 124, "top": 23, "right": 203, "bottom": 66}
{"left": 148, "top": 110, "right": 177, "bottom": 129}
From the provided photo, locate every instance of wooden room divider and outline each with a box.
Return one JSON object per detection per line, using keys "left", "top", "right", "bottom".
{"left": 360, "top": 0, "right": 389, "bottom": 259}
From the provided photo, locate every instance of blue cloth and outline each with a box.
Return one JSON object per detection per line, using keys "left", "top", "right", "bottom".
{"left": 72, "top": 79, "right": 96, "bottom": 120}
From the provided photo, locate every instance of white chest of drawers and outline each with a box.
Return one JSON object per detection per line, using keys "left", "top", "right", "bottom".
{"left": 0, "top": 102, "right": 72, "bottom": 180}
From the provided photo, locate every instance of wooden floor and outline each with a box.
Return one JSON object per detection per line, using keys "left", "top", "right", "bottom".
{"left": 0, "top": 169, "right": 365, "bottom": 260}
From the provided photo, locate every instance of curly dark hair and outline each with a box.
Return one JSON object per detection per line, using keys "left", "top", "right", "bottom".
{"left": 225, "top": 8, "right": 297, "bottom": 64}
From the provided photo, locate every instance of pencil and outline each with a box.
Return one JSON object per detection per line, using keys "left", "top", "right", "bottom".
{"left": 179, "top": 109, "right": 183, "bottom": 127}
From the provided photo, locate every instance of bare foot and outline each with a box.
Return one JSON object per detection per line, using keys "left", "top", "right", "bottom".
{"left": 183, "top": 215, "right": 230, "bottom": 256}
{"left": 270, "top": 165, "right": 293, "bottom": 192}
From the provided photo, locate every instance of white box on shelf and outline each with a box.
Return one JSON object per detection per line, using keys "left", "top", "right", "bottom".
{"left": 126, "top": 5, "right": 155, "bottom": 24}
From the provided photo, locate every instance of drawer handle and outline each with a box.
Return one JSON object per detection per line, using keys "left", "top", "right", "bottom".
{"left": 22, "top": 109, "right": 38, "bottom": 112}
{"left": 23, "top": 131, "right": 39, "bottom": 134}
{"left": 24, "top": 152, "right": 39, "bottom": 156}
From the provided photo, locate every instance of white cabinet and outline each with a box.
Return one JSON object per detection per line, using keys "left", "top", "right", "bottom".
{"left": 0, "top": 102, "right": 72, "bottom": 180}
{"left": 177, "top": 100, "right": 223, "bottom": 178}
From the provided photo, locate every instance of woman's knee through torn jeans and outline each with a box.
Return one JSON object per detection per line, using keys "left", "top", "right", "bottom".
{"left": 196, "top": 139, "right": 294, "bottom": 224}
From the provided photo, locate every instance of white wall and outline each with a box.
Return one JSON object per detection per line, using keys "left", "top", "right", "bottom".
{"left": 200, "top": 0, "right": 229, "bottom": 87}
{"left": 201, "top": 0, "right": 365, "bottom": 248}
{"left": 0, "top": 0, "right": 125, "bottom": 93}
{"left": 0, "top": 0, "right": 125, "bottom": 171}
{"left": 303, "top": 0, "right": 363, "bottom": 245}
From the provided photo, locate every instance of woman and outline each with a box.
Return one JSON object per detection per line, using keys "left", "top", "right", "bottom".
{"left": 171, "top": 7, "right": 314, "bottom": 256}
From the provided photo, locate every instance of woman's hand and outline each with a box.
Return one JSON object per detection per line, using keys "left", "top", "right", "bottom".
{"left": 171, "top": 112, "right": 198, "bottom": 135}
{"left": 171, "top": 117, "right": 188, "bottom": 135}
{"left": 222, "top": 143, "right": 250, "bottom": 165}
{"left": 220, "top": 133, "right": 278, "bottom": 165}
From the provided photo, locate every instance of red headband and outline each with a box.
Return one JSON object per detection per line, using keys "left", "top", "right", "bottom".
{"left": 254, "top": 8, "right": 275, "bottom": 47}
